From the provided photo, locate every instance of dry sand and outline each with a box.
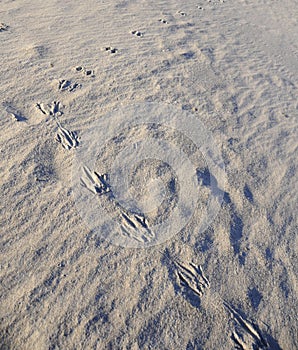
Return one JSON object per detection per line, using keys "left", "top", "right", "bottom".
{"left": 0, "top": 0, "right": 297, "bottom": 349}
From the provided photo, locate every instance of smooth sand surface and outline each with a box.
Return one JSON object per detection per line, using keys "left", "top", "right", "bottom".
{"left": 0, "top": 0, "right": 297, "bottom": 349}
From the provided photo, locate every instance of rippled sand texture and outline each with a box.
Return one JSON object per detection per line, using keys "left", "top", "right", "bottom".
{"left": 0, "top": 0, "right": 297, "bottom": 349}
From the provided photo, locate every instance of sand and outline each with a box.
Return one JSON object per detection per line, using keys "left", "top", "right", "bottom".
{"left": 0, "top": 0, "right": 297, "bottom": 349}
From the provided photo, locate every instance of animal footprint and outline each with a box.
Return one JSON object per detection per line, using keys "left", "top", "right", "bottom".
{"left": 104, "top": 47, "right": 118, "bottom": 54}
{"left": 75, "top": 66, "right": 84, "bottom": 73}
{"left": 178, "top": 11, "right": 187, "bottom": 16}
{"left": 223, "top": 302, "right": 269, "bottom": 349}
{"left": 176, "top": 261, "right": 210, "bottom": 298}
{"left": 80, "top": 166, "right": 111, "bottom": 195}
{"left": 158, "top": 19, "right": 168, "bottom": 24}
{"left": 55, "top": 122, "right": 80, "bottom": 150}
{"left": 35, "top": 101, "right": 63, "bottom": 117}
{"left": 120, "top": 210, "right": 155, "bottom": 243}
{"left": 204, "top": 0, "right": 225, "bottom": 5}
{"left": 58, "top": 79, "right": 81, "bottom": 92}
{"left": 0, "top": 23, "right": 9, "bottom": 32}
{"left": 131, "top": 30, "right": 143, "bottom": 37}
{"left": 74, "top": 66, "right": 95, "bottom": 77}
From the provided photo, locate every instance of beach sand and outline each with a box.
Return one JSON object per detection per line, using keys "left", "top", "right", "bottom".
{"left": 0, "top": 0, "right": 297, "bottom": 349}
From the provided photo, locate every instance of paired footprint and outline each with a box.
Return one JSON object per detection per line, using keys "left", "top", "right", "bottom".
{"left": 158, "top": 18, "right": 168, "bottom": 24}
{"left": 104, "top": 46, "right": 118, "bottom": 54}
{"left": 131, "top": 30, "right": 143, "bottom": 37}
{"left": 74, "top": 65, "right": 95, "bottom": 77}
{"left": 198, "top": 0, "right": 225, "bottom": 9}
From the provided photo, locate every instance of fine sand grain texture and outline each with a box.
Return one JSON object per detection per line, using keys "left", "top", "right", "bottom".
{"left": 0, "top": 0, "right": 297, "bottom": 349}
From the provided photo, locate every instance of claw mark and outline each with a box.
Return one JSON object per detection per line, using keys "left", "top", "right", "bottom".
{"left": 58, "top": 80, "right": 71, "bottom": 91}
{"left": 80, "top": 166, "right": 111, "bottom": 195}
{"left": 55, "top": 122, "right": 80, "bottom": 150}
{"left": 175, "top": 261, "right": 210, "bottom": 297}
{"left": 35, "top": 103, "right": 48, "bottom": 115}
{"left": 223, "top": 301, "right": 269, "bottom": 349}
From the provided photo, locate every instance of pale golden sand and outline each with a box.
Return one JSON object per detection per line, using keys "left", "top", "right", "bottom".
{"left": 0, "top": 0, "right": 297, "bottom": 349}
